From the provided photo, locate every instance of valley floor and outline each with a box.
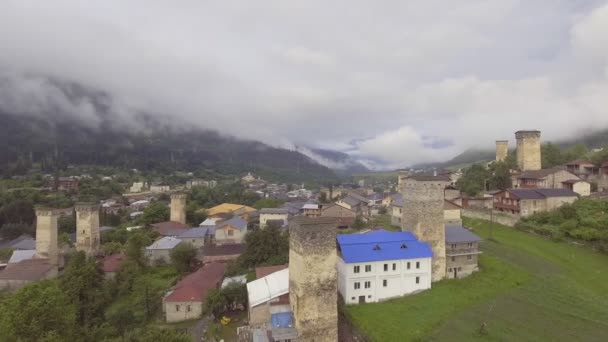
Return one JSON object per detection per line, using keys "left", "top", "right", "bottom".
{"left": 344, "top": 218, "right": 608, "bottom": 342}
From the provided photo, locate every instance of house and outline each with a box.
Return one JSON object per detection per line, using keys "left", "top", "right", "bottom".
{"left": 177, "top": 227, "right": 212, "bottom": 248}
{"left": 321, "top": 204, "right": 357, "bottom": 219}
{"left": 129, "top": 182, "right": 146, "bottom": 193}
{"left": 247, "top": 267, "right": 290, "bottom": 326}
{"left": 566, "top": 160, "right": 600, "bottom": 181}
{"left": 215, "top": 217, "right": 248, "bottom": 245}
{"left": 259, "top": 208, "right": 289, "bottom": 228}
{"left": 336, "top": 196, "right": 368, "bottom": 217}
{"left": 102, "top": 254, "right": 125, "bottom": 279}
{"left": 202, "top": 243, "right": 246, "bottom": 263}
{"left": 390, "top": 193, "right": 404, "bottom": 227}
{"left": 241, "top": 172, "right": 257, "bottom": 183}
{"left": 146, "top": 237, "right": 182, "bottom": 264}
{"left": 493, "top": 188, "right": 579, "bottom": 217}
{"left": 367, "top": 193, "right": 384, "bottom": 206}
{"left": 51, "top": 177, "right": 79, "bottom": 191}
{"left": 280, "top": 201, "right": 306, "bottom": 216}
{"left": 0, "top": 259, "right": 58, "bottom": 290}
{"left": 562, "top": 179, "right": 591, "bottom": 197}
{"left": 452, "top": 194, "right": 494, "bottom": 209}
{"left": 150, "top": 184, "right": 171, "bottom": 193}
{"left": 444, "top": 186, "right": 461, "bottom": 200}
{"left": 150, "top": 221, "right": 189, "bottom": 237}
{"left": 336, "top": 229, "right": 433, "bottom": 305}
{"left": 514, "top": 167, "right": 581, "bottom": 189}
{"left": 444, "top": 200, "right": 463, "bottom": 224}
{"left": 201, "top": 203, "right": 256, "bottom": 220}
{"left": 199, "top": 217, "right": 222, "bottom": 227}
{"left": 163, "top": 262, "right": 226, "bottom": 323}
{"left": 445, "top": 225, "right": 482, "bottom": 279}
{"left": 302, "top": 203, "right": 321, "bottom": 217}
{"left": 382, "top": 193, "right": 399, "bottom": 207}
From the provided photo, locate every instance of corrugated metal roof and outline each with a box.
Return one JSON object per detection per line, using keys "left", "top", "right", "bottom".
{"left": 259, "top": 208, "right": 289, "bottom": 215}
{"left": 217, "top": 216, "right": 248, "bottom": 231}
{"left": 8, "top": 249, "right": 36, "bottom": 264}
{"left": 146, "top": 236, "right": 182, "bottom": 250}
{"left": 338, "top": 229, "right": 417, "bottom": 245}
{"left": 247, "top": 268, "right": 289, "bottom": 308}
{"left": 271, "top": 312, "right": 294, "bottom": 328}
{"left": 338, "top": 230, "right": 432, "bottom": 263}
{"left": 445, "top": 225, "right": 482, "bottom": 243}
{"left": 534, "top": 188, "right": 579, "bottom": 197}
{"left": 178, "top": 227, "right": 210, "bottom": 238}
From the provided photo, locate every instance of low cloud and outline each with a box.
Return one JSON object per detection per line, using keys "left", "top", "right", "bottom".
{"left": 1, "top": 1, "right": 607, "bottom": 168}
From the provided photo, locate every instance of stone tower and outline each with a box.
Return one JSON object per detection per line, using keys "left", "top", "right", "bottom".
{"left": 75, "top": 203, "right": 100, "bottom": 255}
{"left": 289, "top": 217, "right": 338, "bottom": 342}
{"left": 170, "top": 193, "right": 187, "bottom": 224}
{"left": 401, "top": 175, "right": 449, "bottom": 282}
{"left": 35, "top": 208, "right": 59, "bottom": 265}
{"left": 496, "top": 140, "right": 509, "bottom": 162}
{"left": 515, "top": 130, "right": 542, "bottom": 171}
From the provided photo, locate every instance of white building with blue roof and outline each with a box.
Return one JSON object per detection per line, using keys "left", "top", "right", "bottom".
{"left": 337, "top": 229, "right": 433, "bottom": 304}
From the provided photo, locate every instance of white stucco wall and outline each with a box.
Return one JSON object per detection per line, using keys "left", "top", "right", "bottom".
{"left": 215, "top": 226, "right": 246, "bottom": 245}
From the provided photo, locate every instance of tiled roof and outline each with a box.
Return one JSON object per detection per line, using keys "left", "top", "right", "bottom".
{"left": 255, "top": 264, "right": 288, "bottom": 279}
{"left": 150, "top": 221, "right": 189, "bottom": 236}
{"left": 216, "top": 216, "right": 248, "bottom": 232}
{"left": 445, "top": 225, "right": 482, "bottom": 243}
{"left": 0, "top": 258, "right": 55, "bottom": 281}
{"left": 164, "top": 263, "right": 226, "bottom": 303}
{"left": 103, "top": 254, "right": 125, "bottom": 273}
{"left": 337, "top": 230, "right": 433, "bottom": 263}
{"left": 146, "top": 236, "right": 182, "bottom": 250}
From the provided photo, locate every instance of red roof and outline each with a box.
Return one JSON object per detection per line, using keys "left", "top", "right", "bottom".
{"left": 103, "top": 254, "right": 125, "bottom": 273}
{"left": 151, "top": 221, "right": 188, "bottom": 236}
{"left": 164, "top": 262, "right": 226, "bottom": 303}
{"left": 0, "top": 259, "right": 55, "bottom": 281}
{"left": 255, "top": 264, "right": 288, "bottom": 279}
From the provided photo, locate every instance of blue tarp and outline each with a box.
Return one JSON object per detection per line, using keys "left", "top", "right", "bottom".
{"left": 271, "top": 312, "right": 294, "bottom": 328}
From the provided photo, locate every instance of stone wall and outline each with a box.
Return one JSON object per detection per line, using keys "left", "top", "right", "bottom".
{"left": 75, "top": 203, "right": 100, "bottom": 255}
{"left": 496, "top": 140, "right": 508, "bottom": 162}
{"left": 461, "top": 209, "right": 518, "bottom": 227}
{"left": 401, "top": 178, "right": 449, "bottom": 282}
{"left": 35, "top": 208, "right": 59, "bottom": 265}
{"left": 170, "top": 193, "right": 187, "bottom": 224}
{"left": 289, "top": 217, "right": 338, "bottom": 342}
{"left": 515, "top": 130, "right": 542, "bottom": 171}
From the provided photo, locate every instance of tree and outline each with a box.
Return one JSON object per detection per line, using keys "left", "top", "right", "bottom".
{"left": 58, "top": 214, "right": 76, "bottom": 234}
{"left": 541, "top": 143, "right": 566, "bottom": 169}
{"left": 204, "top": 288, "right": 228, "bottom": 318}
{"left": 457, "top": 164, "right": 490, "bottom": 197}
{"left": 239, "top": 225, "right": 289, "bottom": 267}
{"left": 222, "top": 283, "right": 248, "bottom": 310}
{"left": 488, "top": 161, "right": 512, "bottom": 190}
{"left": 170, "top": 242, "right": 198, "bottom": 274}
{"left": 126, "top": 231, "right": 153, "bottom": 267}
{"left": 352, "top": 216, "right": 366, "bottom": 229}
{"left": 59, "top": 252, "right": 110, "bottom": 328}
{"left": 0, "top": 199, "right": 35, "bottom": 225}
{"left": 253, "top": 198, "right": 283, "bottom": 210}
{"left": 140, "top": 202, "right": 169, "bottom": 225}
{"left": 0, "top": 280, "right": 77, "bottom": 342}
{"left": 186, "top": 202, "right": 206, "bottom": 226}
{"left": 0, "top": 223, "right": 33, "bottom": 240}
{"left": 114, "top": 259, "right": 142, "bottom": 295}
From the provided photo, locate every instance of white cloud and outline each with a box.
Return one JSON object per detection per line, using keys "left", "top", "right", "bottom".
{"left": 0, "top": 0, "right": 607, "bottom": 168}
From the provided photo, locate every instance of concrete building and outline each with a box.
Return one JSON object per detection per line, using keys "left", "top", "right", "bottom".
{"left": 445, "top": 225, "right": 482, "bottom": 279}
{"left": 301, "top": 203, "right": 321, "bottom": 217}
{"left": 289, "top": 217, "right": 338, "bottom": 342}
{"left": 566, "top": 160, "right": 600, "bottom": 181}
{"left": 337, "top": 230, "right": 432, "bottom": 305}
{"left": 401, "top": 175, "right": 450, "bottom": 282}
{"left": 247, "top": 267, "right": 290, "bottom": 326}
{"left": 493, "top": 188, "right": 579, "bottom": 217}
{"left": 146, "top": 237, "right": 182, "bottom": 264}
{"left": 496, "top": 140, "right": 509, "bottom": 162}
{"left": 163, "top": 262, "right": 226, "bottom": 323}
{"left": 515, "top": 130, "right": 542, "bottom": 171}
{"left": 259, "top": 208, "right": 289, "bottom": 228}
{"left": 129, "top": 182, "right": 146, "bottom": 193}
{"left": 34, "top": 208, "right": 59, "bottom": 266}
{"left": 214, "top": 217, "right": 248, "bottom": 245}
{"left": 562, "top": 179, "right": 592, "bottom": 197}
{"left": 170, "top": 193, "right": 187, "bottom": 225}
{"left": 75, "top": 203, "right": 100, "bottom": 255}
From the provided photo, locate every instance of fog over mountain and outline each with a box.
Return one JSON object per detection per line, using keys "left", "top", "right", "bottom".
{"left": 1, "top": 1, "right": 608, "bottom": 169}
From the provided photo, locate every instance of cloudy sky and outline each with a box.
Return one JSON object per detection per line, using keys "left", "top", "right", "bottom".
{"left": 1, "top": 0, "right": 608, "bottom": 169}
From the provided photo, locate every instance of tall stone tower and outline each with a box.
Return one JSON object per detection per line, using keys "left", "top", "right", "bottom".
{"left": 515, "top": 130, "right": 542, "bottom": 171}
{"left": 401, "top": 176, "right": 449, "bottom": 282}
{"left": 75, "top": 203, "right": 101, "bottom": 255}
{"left": 35, "top": 208, "right": 59, "bottom": 265}
{"left": 289, "top": 217, "right": 338, "bottom": 342}
{"left": 170, "top": 193, "right": 187, "bottom": 224}
{"left": 496, "top": 140, "right": 509, "bottom": 162}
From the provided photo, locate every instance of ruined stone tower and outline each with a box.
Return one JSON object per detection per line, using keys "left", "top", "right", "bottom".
{"left": 401, "top": 175, "right": 449, "bottom": 282}
{"left": 75, "top": 203, "right": 100, "bottom": 255}
{"left": 35, "top": 208, "right": 59, "bottom": 265}
{"left": 170, "top": 193, "right": 187, "bottom": 224}
{"left": 515, "top": 130, "right": 542, "bottom": 171}
{"left": 496, "top": 140, "right": 509, "bottom": 162}
{"left": 289, "top": 217, "right": 338, "bottom": 342}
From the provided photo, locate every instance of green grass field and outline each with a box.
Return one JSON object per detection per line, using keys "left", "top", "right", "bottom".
{"left": 345, "top": 218, "right": 608, "bottom": 341}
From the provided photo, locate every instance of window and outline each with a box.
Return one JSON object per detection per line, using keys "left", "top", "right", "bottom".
{"left": 354, "top": 282, "right": 360, "bottom": 290}
{"left": 458, "top": 267, "right": 462, "bottom": 271}
{"left": 384, "top": 264, "right": 388, "bottom": 271}
{"left": 368, "top": 295, "right": 371, "bottom": 298}
{"left": 365, "top": 265, "right": 371, "bottom": 272}
{"left": 392, "top": 263, "right": 396, "bottom": 271}
{"left": 383, "top": 279, "right": 387, "bottom": 287}
{"left": 415, "top": 277, "right": 420, "bottom": 284}
{"left": 407, "top": 262, "right": 411, "bottom": 270}
{"left": 354, "top": 266, "right": 360, "bottom": 273}
{"left": 351, "top": 297, "right": 355, "bottom": 300}
{"left": 451, "top": 256, "right": 456, "bottom": 262}
{"left": 187, "top": 305, "right": 191, "bottom": 312}
{"left": 175, "top": 305, "right": 180, "bottom": 312}
{"left": 373, "top": 244, "right": 381, "bottom": 251}
{"left": 467, "top": 243, "right": 473, "bottom": 248}
{"left": 416, "top": 261, "right": 420, "bottom": 269}
{"left": 364, "top": 281, "right": 371, "bottom": 289}
{"left": 448, "top": 268, "right": 452, "bottom": 272}
{"left": 467, "top": 255, "right": 472, "bottom": 260}
{"left": 228, "top": 230, "right": 234, "bottom": 236}
{"left": 451, "top": 244, "right": 456, "bottom": 249}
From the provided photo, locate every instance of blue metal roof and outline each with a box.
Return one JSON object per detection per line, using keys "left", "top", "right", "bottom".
{"left": 271, "top": 312, "right": 294, "bottom": 328}
{"left": 337, "top": 230, "right": 432, "bottom": 263}
{"left": 337, "top": 229, "right": 417, "bottom": 245}
{"left": 178, "top": 227, "right": 210, "bottom": 238}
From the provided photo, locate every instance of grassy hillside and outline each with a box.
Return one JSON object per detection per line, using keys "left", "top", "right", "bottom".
{"left": 345, "top": 217, "right": 608, "bottom": 341}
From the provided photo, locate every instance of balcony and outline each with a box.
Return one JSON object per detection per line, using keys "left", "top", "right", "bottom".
{"left": 446, "top": 248, "right": 482, "bottom": 256}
